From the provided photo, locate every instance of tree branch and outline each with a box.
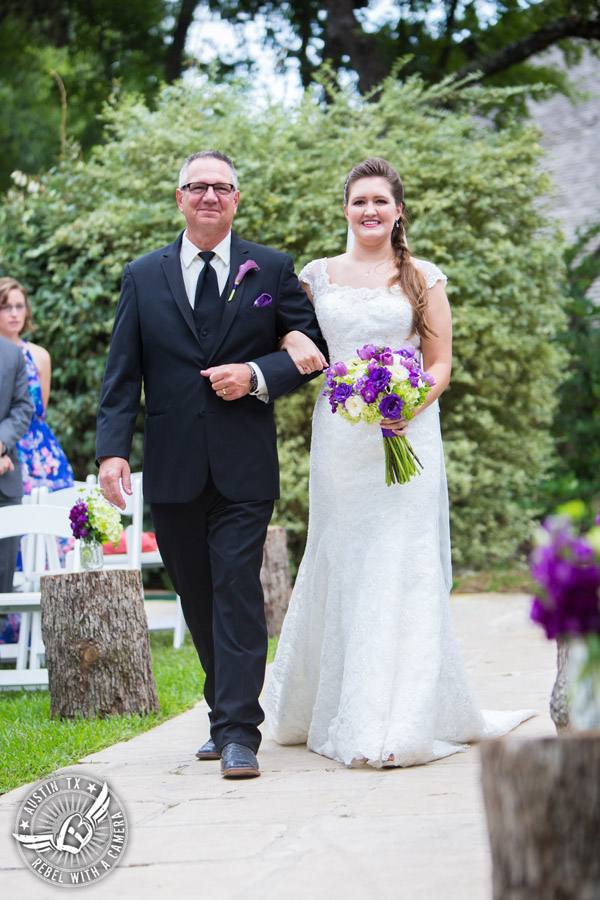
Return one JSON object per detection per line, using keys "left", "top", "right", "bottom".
{"left": 439, "top": 0, "right": 460, "bottom": 72}
{"left": 165, "top": 0, "right": 199, "bottom": 83}
{"left": 319, "top": 0, "right": 388, "bottom": 93}
{"left": 455, "top": 14, "right": 600, "bottom": 80}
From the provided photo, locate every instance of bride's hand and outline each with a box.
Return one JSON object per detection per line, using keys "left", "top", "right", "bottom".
{"left": 278, "top": 330, "right": 328, "bottom": 375}
{"left": 381, "top": 417, "right": 409, "bottom": 436}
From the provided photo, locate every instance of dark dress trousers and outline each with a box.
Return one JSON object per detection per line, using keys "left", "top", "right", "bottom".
{"left": 96, "top": 231, "right": 326, "bottom": 751}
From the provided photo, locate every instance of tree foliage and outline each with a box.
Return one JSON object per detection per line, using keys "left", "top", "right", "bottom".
{"left": 0, "top": 0, "right": 169, "bottom": 190}
{"left": 0, "top": 74, "right": 565, "bottom": 569}
{"left": 211, "top": 0, "right": 599, "bottom": 93}
{"left": 543, "top": 224, "right": 600, "bottom": 511}
{"left": 1, "top": 2, "right": 598, "bottom": 191}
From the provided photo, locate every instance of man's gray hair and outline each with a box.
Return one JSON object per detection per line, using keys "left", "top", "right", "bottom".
{"left": 178, "top": 151, "right": 238, "bottom": 189}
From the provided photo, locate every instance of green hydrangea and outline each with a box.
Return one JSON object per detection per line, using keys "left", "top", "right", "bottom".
{"left": 87, "top": 490, "right": 123, "bottom": 546}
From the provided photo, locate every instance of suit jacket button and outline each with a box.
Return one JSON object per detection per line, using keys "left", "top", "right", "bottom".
{"left": 201, "top": 329, "right": 208, "bottom": 337}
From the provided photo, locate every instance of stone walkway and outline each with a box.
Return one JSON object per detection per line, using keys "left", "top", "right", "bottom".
{"left": 0, "top": 593, "right": 556, "bottom": 900}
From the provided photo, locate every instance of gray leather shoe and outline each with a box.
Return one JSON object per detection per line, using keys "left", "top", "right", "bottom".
{"left": 220, "top": 742, "right": 260, "bottom": 778}
{"left": 195, "top": 738, "right": 221, "bottom": 760}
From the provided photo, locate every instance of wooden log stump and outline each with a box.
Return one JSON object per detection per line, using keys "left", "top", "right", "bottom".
{"left": 480, "top": 736, "right": 600, "bottom": 900}
{"left": 261, "top": 525, "right": 291, "bottom": 638}
{"left": 40, "top": 569, "right": 160, "bottom": 719}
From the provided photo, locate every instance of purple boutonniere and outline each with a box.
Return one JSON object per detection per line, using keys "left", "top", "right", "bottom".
{"left": 227, "top": 259, "right": 260, "bottom": 302}
{"left": 253, "top": 293, "right": 272, "bottom": 308}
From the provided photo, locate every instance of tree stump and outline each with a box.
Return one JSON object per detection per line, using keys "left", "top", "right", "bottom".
{"left": 261, "top": 526, "right": 291, "bottom": 637}
{"left": 550, "top": 637, "right": 572, "bottom": 733}
{"left": 40, "top": 569, "right": 160, "bottom": 719}
{"left": 480, "top": 736, "right": 600, "bottom": 900}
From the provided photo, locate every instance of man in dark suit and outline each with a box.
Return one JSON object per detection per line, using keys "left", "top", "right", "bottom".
{"left": 0, "top": 336, "right": 34, "bottom": 593}
{"left": 97, "top": 151, "right": 326, "bottom": 778}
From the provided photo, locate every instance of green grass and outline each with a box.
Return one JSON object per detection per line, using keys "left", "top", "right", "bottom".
{"left": 0, "top": 632, "right": 279, "bottom": 796}
{"left": 452, "top": 566, "right": 535, "bottom": 595}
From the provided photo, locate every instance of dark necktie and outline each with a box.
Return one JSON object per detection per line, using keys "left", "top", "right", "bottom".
{"left": 194, "top": 251, "right": 220, "bottom": 314}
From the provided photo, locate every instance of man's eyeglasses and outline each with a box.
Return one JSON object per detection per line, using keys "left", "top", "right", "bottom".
{"left": 180, "top": 182, "right": 236, "bottom": 197}
{"left": 0, "top": 304, "right": 26, "bottom": 314}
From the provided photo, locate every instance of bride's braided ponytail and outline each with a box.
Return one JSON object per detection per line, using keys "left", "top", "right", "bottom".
{"left": 345, "top": 158, "right": 434, "bottom": 339}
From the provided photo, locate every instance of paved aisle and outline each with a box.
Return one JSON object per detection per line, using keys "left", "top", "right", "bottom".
{"left": 0, "top": 593, "right": 556, "bottom": 900}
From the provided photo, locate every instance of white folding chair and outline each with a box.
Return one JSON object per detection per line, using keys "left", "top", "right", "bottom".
{"left": 37, "top": 473, "right": 186, "bottom": 649}
{"left": 0, "top": 504, "right": 76, "bottom": 688}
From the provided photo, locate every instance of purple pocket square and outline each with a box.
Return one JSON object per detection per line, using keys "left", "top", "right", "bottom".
{"left": 253, "top": 293, "right": 273, "bottom": 307}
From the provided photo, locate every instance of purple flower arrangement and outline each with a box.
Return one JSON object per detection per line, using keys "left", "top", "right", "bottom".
{"left": 69, "top": 489, "right": 122, "bottom": 546}
{"left": 530, "top": 506, "right": 600, "bottom": 640}
{"left": 529, "top": 504, "right": 600, "bottom": 692}
{"left": 322, "top": 343, "right": 435, "bottom": 486}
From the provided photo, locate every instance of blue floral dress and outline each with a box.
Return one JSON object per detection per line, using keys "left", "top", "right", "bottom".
{"left": 0, "top": 343, "right": 74, "bottom": 644}
{"left": 17, "top": 341, "right": 73, "bottom": 494}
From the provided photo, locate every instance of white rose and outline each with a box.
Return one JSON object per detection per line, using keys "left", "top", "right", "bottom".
{"left": 345, "top": 395, "right": 366, "bottom": 418}
{"left": 390, "top": 364, "right": 410, "bottom": 382}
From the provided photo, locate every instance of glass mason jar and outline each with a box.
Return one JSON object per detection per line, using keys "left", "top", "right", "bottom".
{"left": 568, "top": 636, "right": 600, "bottom": 732}
{"left": 80, "top": 539, "right": 104, "bottom": 572}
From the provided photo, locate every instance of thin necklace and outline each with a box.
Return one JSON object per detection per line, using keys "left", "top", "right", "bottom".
{"left": 362, "top": 256, "right": 393, "bottom": 277}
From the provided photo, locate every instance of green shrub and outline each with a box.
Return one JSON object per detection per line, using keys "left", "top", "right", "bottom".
{"left": 0, "top": 75, "right": 565, "bottom": 569}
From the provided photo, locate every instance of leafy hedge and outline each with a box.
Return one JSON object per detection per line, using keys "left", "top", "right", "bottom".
{"left": 0, "top": 75, "right": 566, "bottom": 569}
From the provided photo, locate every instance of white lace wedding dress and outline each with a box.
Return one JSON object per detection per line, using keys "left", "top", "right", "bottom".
{"left": 264, "top": 257, "right": 536, "bottom": 768}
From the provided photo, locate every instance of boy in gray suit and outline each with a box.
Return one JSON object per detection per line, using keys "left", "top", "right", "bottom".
{"left": 0, "top": 335, "right": 34, "bottom": 592}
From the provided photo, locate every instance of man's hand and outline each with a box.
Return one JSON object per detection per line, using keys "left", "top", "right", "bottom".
{"left": 201, "top": 364, "right": 252, "bottom": 401}
{"left": 0, "top": 455, "right": 14, "bottom": 476}
{"left": 98, "top": 457, "right": 132, "bottom": 510}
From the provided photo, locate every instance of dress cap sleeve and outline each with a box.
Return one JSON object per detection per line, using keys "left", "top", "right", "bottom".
{"left": 298, "top": 258, "right": 326, "bottom": 296}
{"left": 412, "top": 258, "right": 448, "bottom": 290}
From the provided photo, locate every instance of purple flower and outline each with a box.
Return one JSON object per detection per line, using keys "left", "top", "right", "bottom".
{"left": 360, "top": 382, "right": 379, "bottom": 404}
{"left": 227, "top": 259, "right": 260, "bottom": 301}
{"left": 379, "top": 393, "right": 404, "bottom": 419}
{"left": 333, "top": 383, "right": 353, "bottom": 403}
{"left": 529, "top": 516, "right": 600, "bottom": 640}
{"left": 333, "top": 361, "right": 348, "bottom": 377}
{"left": 325, "top": 367, "right": 336, "bottom": 388}
{"left": 69, "top": 500, "right": 90, "bottom": 540}
{"left": 424, "top": 372, "right": 436, "bottom": 386}
{"left": 357, "top": 344, "right": 378, "bottom": 361}
{"left": 596, "top": 509, "right": 600, "bottom": 526}
{"left": 369, "top": 366, "right": 391, "bottom": 390}
{"left": 398, "top": 344, "right": 416, "bottom": 358}
{"left": 377, "top": 350, "right": 394, "bottom": 366}
{"left": 253, "top": 293, "right": 272, "bottom": 307}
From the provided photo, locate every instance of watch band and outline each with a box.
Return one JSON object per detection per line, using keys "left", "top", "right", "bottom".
{"left": 245, "top": 363, "right": 258, "bottom": 393}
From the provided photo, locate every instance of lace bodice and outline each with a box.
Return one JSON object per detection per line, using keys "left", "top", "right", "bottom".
{"left": 298, "top": 257, "right": 447, "bottom": 361}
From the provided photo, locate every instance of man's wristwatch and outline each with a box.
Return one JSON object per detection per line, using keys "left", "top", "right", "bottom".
{"left": 245, "top": 363, "right": 258, "bottom": 394}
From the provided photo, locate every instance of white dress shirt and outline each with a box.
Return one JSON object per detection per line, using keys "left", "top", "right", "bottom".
{"left": 180, "top": 231, "right": 267, "bottom": 399}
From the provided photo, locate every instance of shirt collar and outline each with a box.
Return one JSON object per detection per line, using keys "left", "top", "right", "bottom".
{"left": 181, "top": 231, "right": 232, "bottom": 268}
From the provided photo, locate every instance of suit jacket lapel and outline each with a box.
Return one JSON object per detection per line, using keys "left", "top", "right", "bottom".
{"left": 160, "top": 233, "right": 198, "bottom": 342}
{"left": 207, "top": 233, "right": 250, "bottom": 365}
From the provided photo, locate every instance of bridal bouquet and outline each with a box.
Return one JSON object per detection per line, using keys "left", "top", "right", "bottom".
{"left": 322, "top": 343, "right": 435, "bottom": 486}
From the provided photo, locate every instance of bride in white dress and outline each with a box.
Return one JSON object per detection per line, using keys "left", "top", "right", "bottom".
{"left": 264, "top": 157, "right": 536, "bottom": 768}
